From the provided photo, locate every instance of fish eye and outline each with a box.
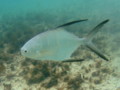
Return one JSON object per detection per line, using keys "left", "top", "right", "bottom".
{"left": 24, "top": 50, "right": 27, "bottom": 53}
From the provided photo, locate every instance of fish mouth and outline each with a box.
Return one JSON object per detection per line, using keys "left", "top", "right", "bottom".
{"left": 20, "top": 47, "right": 26, "bottom": 56}
{"left": 20, "top": 48, "right": 24, "bottom": 56}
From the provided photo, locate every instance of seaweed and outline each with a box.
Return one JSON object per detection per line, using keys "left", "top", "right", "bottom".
{"left": 3, "top": 84, "right": 11, "bottom": 90}
{"left": 26, "top": 65, "right": 50, "bottom": 85}
{"left": 0, "top": 63, "right": 5, "bottom": 75}
{"left": 28, "top": 75, "right": 46, "bottom": 85}
{"left": 42, "top": 77, "right": 58, "bottom": 88}
{"left": 91, "top": 70, "right": 100, "bottom": 77}
{"left": 93, "top": 78, "right": 102, "bottom": 85}
{"left": 100, "top": 67, "right": 111, "bottom": 74}
{"left": 67, "top": 74, "right": 84, "bottom": 90}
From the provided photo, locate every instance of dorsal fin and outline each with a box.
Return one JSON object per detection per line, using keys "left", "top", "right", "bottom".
{"left": 56, "top": 19, "right": 88, "bottom": 28}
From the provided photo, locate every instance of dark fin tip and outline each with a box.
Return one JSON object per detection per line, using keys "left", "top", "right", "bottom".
{"left": 86, "top": 44, "right": 109, "bottom": 61}
{"left": 56, "top": 19, "right": 88, "bottom": 28}
{"left": 62, "top": 59, "right": 84, "bottom": 63}
{"left": 102, "top": 19, "right": 109, "bottom": 24}
{"left": 86, "top": 19, "right": 109, "bottom": 39}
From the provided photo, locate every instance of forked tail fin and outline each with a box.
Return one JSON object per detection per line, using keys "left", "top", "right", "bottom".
{"left": 85, "top": 19, "right": 109, "bottom": 61}
{"left": 86, "top": 19, "right": 109, "bottom": 40}
{"left": 86, "top": 42, "right": 109, "bottom": 61}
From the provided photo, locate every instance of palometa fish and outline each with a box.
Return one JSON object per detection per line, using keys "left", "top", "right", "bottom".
{"left": 21, "top": 19, "right": 109, "bottom": 62}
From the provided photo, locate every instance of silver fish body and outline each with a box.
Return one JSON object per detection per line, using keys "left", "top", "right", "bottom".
{"left": 21, "top": 19, "right": 109, "bottom": 61}
{"left": 21, "top": 28, "right": 84, "bottom": 60}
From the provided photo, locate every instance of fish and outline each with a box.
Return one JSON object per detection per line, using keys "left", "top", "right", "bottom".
{"left": 21, "top": 19, "right": 109, "bottom": 62}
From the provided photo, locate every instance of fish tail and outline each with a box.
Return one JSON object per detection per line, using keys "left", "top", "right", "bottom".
{"left": 84, "top": 19, "right": 109, "bottom": 61}
{"left": 86, "top": 19, "right": 109, "bottom": 40}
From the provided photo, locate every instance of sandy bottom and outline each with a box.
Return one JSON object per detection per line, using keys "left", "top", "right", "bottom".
{"left": 0, "top": 33, "right": 120, "bottom": 90}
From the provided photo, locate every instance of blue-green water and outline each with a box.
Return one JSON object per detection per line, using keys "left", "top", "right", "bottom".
{"left": 0, "top": 0, "right": 120, "bottom": 19}
{"left": 0, "top": 0, "right": 120, "bottom": 34}
{"left": 0, "top": 0, "right": 120, "bottom": 90}
{"left": 0, "top": 0, "right": 120, "bottom": 50}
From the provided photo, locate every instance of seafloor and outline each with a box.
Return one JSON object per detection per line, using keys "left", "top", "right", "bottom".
{"left": 0, "top": 14, "right": 120, "bottom": 90}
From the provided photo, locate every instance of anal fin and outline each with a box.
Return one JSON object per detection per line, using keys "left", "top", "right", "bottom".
{"left": 62, "top": 59, "right": 84, "bottom": 63}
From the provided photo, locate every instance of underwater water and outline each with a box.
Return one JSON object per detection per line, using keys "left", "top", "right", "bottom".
{"left": 0, "top": 0, "right": 120, "bottom": 90}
